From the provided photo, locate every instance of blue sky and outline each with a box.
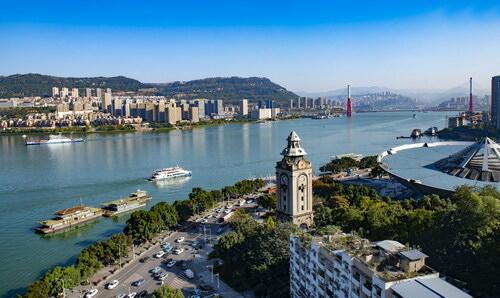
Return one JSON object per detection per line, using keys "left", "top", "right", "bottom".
{"left": 1, "top": 0, "right": 499, "bottom": 92}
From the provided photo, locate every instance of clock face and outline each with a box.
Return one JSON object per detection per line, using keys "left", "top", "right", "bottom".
{"left": 299, "top": 175, "right": 306, "bottom": 184}
{"left": 281, "top": 175, "right": 289, "bottom": 185}
{"left": 298, "top": 160, "right": 306, "bottom": 169}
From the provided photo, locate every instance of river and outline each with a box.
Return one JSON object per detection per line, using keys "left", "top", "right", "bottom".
{"left": 0, "top": 111, "right": 454, "bottom": 297}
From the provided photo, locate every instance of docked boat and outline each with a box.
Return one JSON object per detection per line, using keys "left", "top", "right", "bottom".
{"left": 35, "top": 205, "right": 104, "bottom": 234}
{"left": 424, "top": 127, "right": 438, "bottom": 136}
{"left": 148, "top": 166, "right": 192, "bottom": 181}
{"left": 101, "top": 190, "right": 152, "bottom": 217}
{"left": 331, "top": 153, "right": 363, "bottom": 161}
{"left": 26, "top": 134, "right": 84, "bottom": 146}
{"left": 410, "top": 129, "right": 422, "bottom": 138}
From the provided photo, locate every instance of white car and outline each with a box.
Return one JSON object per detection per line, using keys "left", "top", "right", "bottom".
{"left": 127, "top": 293, "right": 137, "bottom": 298}
{"left": 200, "top": 219, "right": 208, "bottom": 224}
{"left": 166, "top": 260, "right": 177, "bottom": 267}
{"left": 84, "top": 289, "right": 98, "bottom": 297}
{"left": 226, "top": 205, "right": 232, "bottom": 209}
{"left": 240, "top": 199, "right": 246, "bottom": 205}
{"left": 174, "top": 247, "right": 184, "bottom": 255}
{"left": 176, "top": 237, "right": 185, "bottom": 243}
{"left": 155, "top": 251, "right": 165, "bottom": 258}
{"left": 106, "top": 280, "right": 119, "bottom": 289}
{"left": 116, "top": 294, "right": 127, "bottom": 298}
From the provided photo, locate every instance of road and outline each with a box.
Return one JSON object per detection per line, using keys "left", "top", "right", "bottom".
{"left": 69, "top": 196, "right": 263, "bottom": 298}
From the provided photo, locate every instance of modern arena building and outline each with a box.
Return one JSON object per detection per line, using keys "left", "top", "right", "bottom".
{"left": 378, "top": 137, "right": 500, "bottom": 197}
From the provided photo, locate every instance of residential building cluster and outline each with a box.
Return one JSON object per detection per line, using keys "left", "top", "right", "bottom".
{"left": 289, "top": 234, "right": 471, "bottom": 298}
{"left": 348, "top": 92, "right": 419, "bottom": 111}
{"left": 438, "top": 95, "right": 490, "bottom": 111}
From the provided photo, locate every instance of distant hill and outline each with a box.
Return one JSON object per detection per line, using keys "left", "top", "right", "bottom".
{"left": 151, "top": 77, "right": 298, "bottom": 102}
{"left": 0, "top": 73, "right": 149, "bottom": 98}
{"left": 0, "top": 74, "right": 298, "bottom": 103}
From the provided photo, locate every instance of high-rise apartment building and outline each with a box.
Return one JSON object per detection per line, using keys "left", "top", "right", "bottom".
{"left": 106, "top": 88, "right": 112, "bottom": 94}
{"left": 101, "top": 93, "right": 112, "bottom": 113}
{"left": 85, "top": 88, "right": 92, "bottom": 98}
{"left": 491, "top": 76, "right": 500, "bottom": 129}
{"left": 266, "top": 100, "right": 274, "bottom": 109}
{"left": 71, "top": 88, "right": 79, "bottom": 98}
{"left": 52, "top": 87, "right": 59, "bottom": 98}
{"left": 239, "top": 99, "right": 248, "bottom": 116}
{"left": 60, "top": 88, "right": 69, "bottom": 98}
{"left": 96, "top": 88, "right": 102, "bottom": 99}
{"left": 289, "top": 234, "right": 471, "bottom": 298}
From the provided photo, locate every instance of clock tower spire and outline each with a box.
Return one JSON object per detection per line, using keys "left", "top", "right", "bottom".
{"left": 275, "top": 131, "right": 314, "bottom": 229}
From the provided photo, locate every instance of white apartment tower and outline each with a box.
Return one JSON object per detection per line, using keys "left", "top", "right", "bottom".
{"left": 290, "top": 234, "right": 471, "bottom": 298}
{"left": 239, "top": 99, "right": 248, "bottom": 116}
{"left": 52, "top": 87, "right": 59, "bottom": 97}
{"left": 276, "top": 131, "right": 314, "bottom": 229}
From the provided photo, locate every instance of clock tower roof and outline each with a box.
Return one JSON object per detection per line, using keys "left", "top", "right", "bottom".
{"left": 281, "top": 131, "right": 308, "bottom": 157}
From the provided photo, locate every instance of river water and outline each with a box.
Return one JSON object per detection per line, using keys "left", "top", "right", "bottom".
{"left": 0, "top": 111, "right": 454, "bottom": 297}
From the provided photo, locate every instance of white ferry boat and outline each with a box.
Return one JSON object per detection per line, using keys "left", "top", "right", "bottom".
{"left": 331, "top": 153, "right": 364, "bottom": 161}
{"left": 26, "top": 134, "right": 84, "bottom": 146}
{"left": 148, "top": 166, "right": 192, "bottom": 181}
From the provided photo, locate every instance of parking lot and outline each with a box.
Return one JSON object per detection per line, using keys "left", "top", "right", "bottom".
{"left": 69, "top": 195, "right": 264, "bottom": 298}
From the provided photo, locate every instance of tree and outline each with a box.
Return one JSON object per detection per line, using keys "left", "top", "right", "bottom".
{"left": 42, "top": 265, "right": 81, "bottom": 296}
{"left": 151, "top": 202, "right": 179, "bottom": 228}
{"left": 24, "top": 280, "right": 49, "bottom": 298}
{"left": 173, "top": 200, "right": 193, "bottom": 223}
{"left": 265, "top": 217, "right": 276, "bottom": 230}
{"left": 258, "top": 193, "right": 276, "bottom": 210}
{"left": 76, "top": 249, "right": 103, "bottom": 279}
{"left": 124, "top": 210, "right": 165, "bottom": 241}
{"left": 152, "top": 285, "right": 184, "bottom": 298}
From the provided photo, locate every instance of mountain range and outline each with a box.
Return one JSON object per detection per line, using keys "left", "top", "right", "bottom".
{"left": 0, "top": 74, "right": 298, "bottom": 103}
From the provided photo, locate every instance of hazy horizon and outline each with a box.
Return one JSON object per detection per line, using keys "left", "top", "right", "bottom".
{"left": 1, "top": 1, "right": 499, "bottom": 93}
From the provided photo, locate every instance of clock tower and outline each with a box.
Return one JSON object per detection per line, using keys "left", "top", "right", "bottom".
{"left": 276, "top": 131, "right": 313, "bottom": 229}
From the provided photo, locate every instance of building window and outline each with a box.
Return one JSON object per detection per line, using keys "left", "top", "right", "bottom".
{"left": 284, "top": 196, "right": 286, "bottom": 201}
{"left": 284, "top": 205, "right": 286, "bottom": 210}
{"left": 302, "top": 206, "right": 304, "bottom": 210}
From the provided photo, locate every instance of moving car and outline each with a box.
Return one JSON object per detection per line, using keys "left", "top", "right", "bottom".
{"left": 151, "top": 266, "right": 162, "bottom": 273}
{"left": 132, "top": 279, "right": 145, "bottom": 287}
{"left": 84, "top": 289, "right": 98, "bottom": 297}
{"left": 106, "top": 280, "right": 119, "bottom": 289}
{"left": 166, "top": 260, "right": 177, "bottom": 267}
{"left": 184, "top": 269, "right": 194, "bottom": 279}
{"left": 176, "top": 237, "right": 185, "bottom": 243}
{"left": 158, "top": 272, "right": 168, "bottom": 280}
{"left": 139, "top": 257, "right": 150, "bottom": 263}
{"left": 216, "top": 227, "right": 224, "bottom": 234}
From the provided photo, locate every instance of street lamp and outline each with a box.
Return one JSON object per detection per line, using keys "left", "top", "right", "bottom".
{"left": 57, "top": 278, "right": 66, "bottom": 298}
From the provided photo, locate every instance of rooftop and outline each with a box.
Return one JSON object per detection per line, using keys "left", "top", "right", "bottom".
{"left": 391, "top": 277, "right": 471, "bottom": 298}
{"left": 306, "top": 233, "right": 436, "bottom": 282}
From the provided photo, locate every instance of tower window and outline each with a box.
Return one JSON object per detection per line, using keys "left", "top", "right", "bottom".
{"left": 301, "top": 206, "right": 304, "bottom": 210}
{"left": 284, "top": 205, "right": 286, "bottom": 210}
{"left": 284, "top": 196, "right": 286, "bottom": 201}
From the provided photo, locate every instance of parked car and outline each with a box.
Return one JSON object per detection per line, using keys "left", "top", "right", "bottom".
{"left": 199, "top": 283, "right": 211, "bottom": 290}
{"left": 163, "top": 246, "right": 173, "bottom": 253}
{"left": 176, "top": 237, "right": 185, "bottom": 243}
{"left": 116, "top": 294, "right": 127, "bottom": 298}
{"left": 177, "top": 260, "right": 185, "bottom": 267}
{"left": 166, "top": 260, "right": 177, "bottom": 267}
{"left": 127, "top": 292, "right": 137, "bottom": 298}
{"left": 106, "top": 280, "right": 119, "bottom": 289}
{"left": 216, "top": 227, "right": 224, "bottom": 234}
{"left": 161, "top": 242, "right": 171, "bottom": 248}
{"left": 155, "top": 251, "right": 165, "bottom": 258}
{"left": 84, "top": 289, "right": 98, "bottom": 297}
{"left": 203, "top": 237, "right": 210, "bottom": 243}
{"left": 215, "top": 209, "right": 222, "bottom": 213}
{"left": 132, "top": 279, "right": 145, "bottom": 287}
{"left": 200, "top": 219, "right": 208, "bottom": 224}
{"left": 226, "top": 205, "right": 232, "bottom": 209}
{"left": 173, "top": 247, "right": 184, "bottom": 255}
{"left": 191, "top": 241, "right": 200, "bottom": 247}
{"left": 137, "top": 290, "right": 148, "bottom": 298}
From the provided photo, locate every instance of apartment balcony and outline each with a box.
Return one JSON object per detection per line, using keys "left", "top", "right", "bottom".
{"left": 318, "top": 262, "right": 325, "bottom": 271}
{"left": 318, "top": 274, "right": 325, "bottom": 284}
{"left": 362, "top": 282, "right": 372, "bottom": 296}
{"left": 326, "top": 268, "right": 334, "bottom": 279}
{"left": 352, "top": 277, "right": 360, "bottom": 288}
